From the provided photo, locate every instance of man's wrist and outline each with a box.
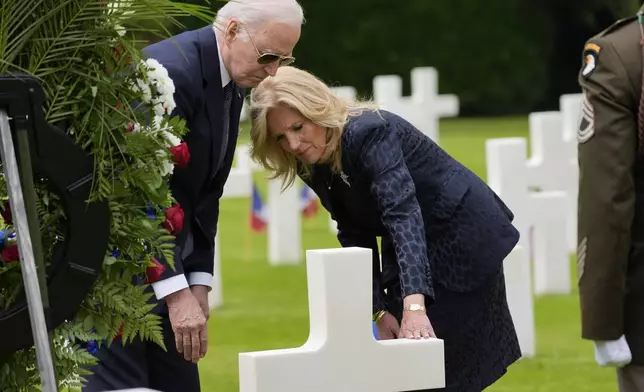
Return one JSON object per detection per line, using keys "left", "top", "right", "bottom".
{"left": 190, "top": 285, "right": 209, "bottom": 294}
{"left": 165, "top": 287, "right": 191, "bottom": 306}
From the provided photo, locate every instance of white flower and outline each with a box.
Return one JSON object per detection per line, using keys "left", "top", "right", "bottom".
{"left": 144, "top": 58, "right": 164, "bottom": 76}
{"left": 158, "top": 150, "right": 175, "bottom": 177}
{"left": 153, "top": 103, "right": 166, "bottom": 116}
{"left": 133, "top": 78, "right": 152, "bottom": 103}
{"left": 129, "top": 122, "right": 141, "bottom": 133}
{"left": 153, "top": 115, "right": 163, "bottom": 131}
{"left": 163, "top": 95, "right": 176, "bottom": 114}
{"left": 127, "top": 58, "right": 180, "bottom": 145}
{"left": 130, "top": 59, "right": 176, "bottom": 113}
{"left": 163, "top": 131, "right": 181, "bottom": 147}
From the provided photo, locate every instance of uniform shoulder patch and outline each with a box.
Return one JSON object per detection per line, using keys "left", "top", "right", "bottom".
{"left": 578, "top": 92, "right": 595, "bottom": 143}
{"left": 581, "top": 43, "right": 600, "bottom": 78}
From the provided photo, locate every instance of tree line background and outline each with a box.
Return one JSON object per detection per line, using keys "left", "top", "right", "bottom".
{"left": 172, "top": 0, "right": 641, "bottom": 116}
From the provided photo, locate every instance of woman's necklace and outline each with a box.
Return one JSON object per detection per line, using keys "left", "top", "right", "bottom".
{"left": 324, "top": 171, "right": 333, "bottom": 190}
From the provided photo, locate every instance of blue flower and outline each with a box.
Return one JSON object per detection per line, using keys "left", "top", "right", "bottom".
{"left": 145, "top": 201, "right": 157, "bottom": 220}
{"left": 0, "top": 231, "right": 16, "bottom": 249}
{"left": 112, "top": 249, "right": 119, "bottom": 259}
{"left": 6, "top": 232, "right": 16, "bottom": 247}
{"left": 86, "top": 340, "right": 98, "bottom": 355}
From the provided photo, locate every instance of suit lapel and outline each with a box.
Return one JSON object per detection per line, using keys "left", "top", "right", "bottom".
{"left": 197, "top": 26, "right": 225, "bottom": 182}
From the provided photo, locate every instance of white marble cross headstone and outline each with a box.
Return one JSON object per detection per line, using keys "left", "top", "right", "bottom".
{"left": 526, "top": 111, "right": 579, "bottom": 255}
{"left": 373, "top": 67, "right": 459, "bottom": 144}
{"left": 267, "top": 179, "right": 302, "bottom": 265}
{"left": 486, "top": 137, "right": 570, "bottom": 296}
{"left": 330, "top": 86, "right": 357, "bottom": 103}
{"left": 240, "top": 97, "right": 250, "bottom": 122}
{"left": 224, "top": 143, "right": 304, "bottom": 266}
{"left": 238, "top": 247, "right": 445, "bottom": 392}
{"left": 208, "top": 232, "right": 223, "bottom": 310}
{"left": 221, "top": 146, "right": 254, "bottom": 198}
{"left": 502, "top": 245, "right": 535, "bottom": 358}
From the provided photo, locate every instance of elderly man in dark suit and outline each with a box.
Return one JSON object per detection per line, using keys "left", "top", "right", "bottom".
{"left": 82, "top": 1, "right": 304, "bottom": 391}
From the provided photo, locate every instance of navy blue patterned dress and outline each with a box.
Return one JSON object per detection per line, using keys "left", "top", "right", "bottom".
{"left": 299, "top": 109, "right": 521, "bottom": 392}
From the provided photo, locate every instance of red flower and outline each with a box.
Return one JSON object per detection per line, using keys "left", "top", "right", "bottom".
{"left": 112, "top": 320, "right": 125, "bottom": 343}
{"left": 2, "top": 244, "right": 19, "bottom": 263}
{"left": 145, "top": 257, "right": 166, "bottom": 284}
{"left": 0, "top": 201, "right": 12, "bottom": 225}
{"left": 162, "top": 204, "right": 184, "bottom": 235}
{"left": 170, "top": 142, "right": 190, "bottom": 168}
{"left": 126, "top": 122, "right": 135, "bottom": 133}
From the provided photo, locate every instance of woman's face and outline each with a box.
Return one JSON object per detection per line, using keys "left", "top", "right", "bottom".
{"left": 266, "top": 105, "right": 328, "bottom": 165}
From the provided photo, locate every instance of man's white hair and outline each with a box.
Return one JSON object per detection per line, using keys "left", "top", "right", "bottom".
{"left": 213, "top": 0, "right": 304, "bottom": 38}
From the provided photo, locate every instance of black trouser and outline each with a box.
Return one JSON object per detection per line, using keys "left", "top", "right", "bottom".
{"left": 82, "top": 302, "right": 200, "bottom": 392}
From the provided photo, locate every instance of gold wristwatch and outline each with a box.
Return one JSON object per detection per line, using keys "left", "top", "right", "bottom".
{"left": 403, "top": 304, "right": 426, "bottom": 312}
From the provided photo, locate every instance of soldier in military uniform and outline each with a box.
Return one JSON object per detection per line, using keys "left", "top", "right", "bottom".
{"left": 577, "top": 6, "right": 644, "bottom": 392}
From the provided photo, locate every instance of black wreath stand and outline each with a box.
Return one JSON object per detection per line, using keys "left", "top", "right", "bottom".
{"left": 0, "top": 74, "right": 111, "bottom": 391}
{"left": 0, "top": 82, "right": 56, "bottom": 391}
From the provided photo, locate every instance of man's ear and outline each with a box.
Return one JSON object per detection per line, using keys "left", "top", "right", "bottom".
{"left": 223, "top": 20, "right": 240, "bottom": 46}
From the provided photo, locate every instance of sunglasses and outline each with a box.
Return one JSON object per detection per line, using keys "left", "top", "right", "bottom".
{"left": 240, "top": 22, "right": 296, "bottom": 67}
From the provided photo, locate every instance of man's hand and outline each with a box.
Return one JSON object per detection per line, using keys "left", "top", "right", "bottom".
{"left": 376, "top": 312, "right": 400, "bottom": 340}
{"left": 594, "top": 335, "right": 632, "bottom": 367}
{"left": 190, "top": 285, "right": 210, "bottom": 320}
{"left": 190, "top": 285, "right": 210, "bottom": 359}
{"left": 165, "top": 288, "right": 207, "bottom": 363}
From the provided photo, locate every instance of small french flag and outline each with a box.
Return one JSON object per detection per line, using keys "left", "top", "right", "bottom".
{"left": 250, "top": 182, "right": 268, "bottom": 232}
{"left": 300, "top": 184, "right": 319, "bottom": 218}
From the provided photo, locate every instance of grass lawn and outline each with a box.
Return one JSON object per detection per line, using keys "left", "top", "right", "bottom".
{"left": 194, "top": 116, "right": 619, "bottom": 391}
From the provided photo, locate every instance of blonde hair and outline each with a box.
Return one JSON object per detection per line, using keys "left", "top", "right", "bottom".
{"left": 249, "top": 66, "right": 377, "bottom": 189}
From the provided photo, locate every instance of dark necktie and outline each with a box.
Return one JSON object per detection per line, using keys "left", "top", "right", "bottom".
{"left": 218, "top": 82, "right": 234, "bottom": 170}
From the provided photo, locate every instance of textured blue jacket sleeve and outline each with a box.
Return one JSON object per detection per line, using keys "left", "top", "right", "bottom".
{"left": 357, "top": 123, "right": 434, "bottom": 301}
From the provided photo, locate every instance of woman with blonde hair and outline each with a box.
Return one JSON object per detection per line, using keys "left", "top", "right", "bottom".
{"left": 249, "top": 66, "right": 521, "bottom": 391}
